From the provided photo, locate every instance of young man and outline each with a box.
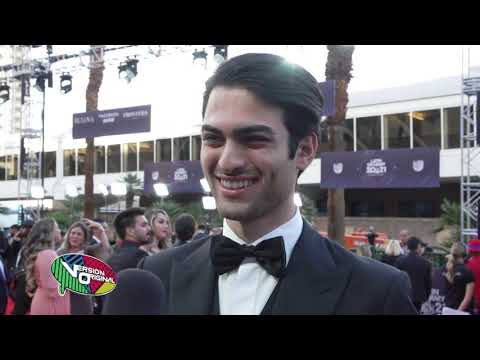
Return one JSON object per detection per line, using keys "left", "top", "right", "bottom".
{"left": 107, "top": 208, "right": 152, "bottom": 274}
{"left": 394, "top": 237, "right": 432, "bottom": 313}
{"left": 139, "top": 53, "right": 416, "bottom": 315}
{"left": 173, "top": 213, "right": 197, "bottom": 247}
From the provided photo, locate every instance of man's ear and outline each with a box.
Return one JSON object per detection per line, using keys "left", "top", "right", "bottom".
{"left": 295, "top": 133, "right": 318, "bottom": 172}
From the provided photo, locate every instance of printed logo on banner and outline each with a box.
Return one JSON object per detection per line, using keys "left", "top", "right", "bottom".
{"left": 412, "top": 160, "right": 424, "bottom": 173}
{"left": 333, "top": 163, "right": 343, "bottom": 175}
{"left": 152, "top": 171, "right": 159, "bottom": 181}
{"left": 51, "top": 254, "right": 117, "bottom": 297}
{"left": 366, "top": 158, "right": 387, "bottom": 176}
{"left": 174, "top": 167, "right": 188, "bottom": 182}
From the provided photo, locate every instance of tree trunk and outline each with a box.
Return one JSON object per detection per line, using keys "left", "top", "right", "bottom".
{"left": 84, "top": 46, "right": 105, "bottom": 219}
{"left": 325, "top": 46, "right": 354, "bottom": 247}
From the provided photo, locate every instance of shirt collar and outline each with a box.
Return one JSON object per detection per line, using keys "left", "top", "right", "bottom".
{"left": 222, "top": 207, "right": 303, "bottom": 265}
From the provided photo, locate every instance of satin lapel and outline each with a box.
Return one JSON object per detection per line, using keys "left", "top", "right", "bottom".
{"left": 169, "top": 237, "right": 217, "bottom": 315}
{"left": 272, "top": 222, "right": 353, "bottom": 315}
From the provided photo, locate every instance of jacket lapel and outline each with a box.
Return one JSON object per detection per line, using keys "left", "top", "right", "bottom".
{"left": 169, "top": 237, "right": 216, "bottom": 315}
{"left": 271, "top": 222, "right": 353, "bottom": 315}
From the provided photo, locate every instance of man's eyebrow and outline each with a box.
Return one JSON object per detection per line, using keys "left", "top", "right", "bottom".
{"left": 201, "top": 124, "right": 276, "bottom": 138}
{"left": 232, "top": 125, "right": 275, "bottom": 138}
{"left": 201, "top": 125, "right": 223, "bottom": 135}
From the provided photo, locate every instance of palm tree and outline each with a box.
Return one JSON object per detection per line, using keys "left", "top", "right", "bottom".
{"left": 121, "top": 173, "right": 143, "bottom": 209}
{"left": 84, "top": 45, "right": 105, "bottom": 219}
{"left": 325, "top": 45, "right": 355, "bottom": 247}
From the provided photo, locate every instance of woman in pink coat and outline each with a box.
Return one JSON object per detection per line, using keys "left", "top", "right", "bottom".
{"left": 22, "top": 218, "right": 70, "bottom": 315}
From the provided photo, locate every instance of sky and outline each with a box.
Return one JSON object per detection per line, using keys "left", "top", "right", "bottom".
{"left": 2, "top": 45, "right": 480, "bottom": 152}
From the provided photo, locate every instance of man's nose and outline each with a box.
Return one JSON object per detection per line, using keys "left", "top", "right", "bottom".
{"left": 217, "top": 141, "right": 246, "bottom": 174}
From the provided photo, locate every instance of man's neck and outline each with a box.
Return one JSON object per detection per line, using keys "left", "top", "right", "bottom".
{"left": 122, "top": 238, "right": 139, "bottom": 247}
{"left": 226, "top": 204, "right": 297, "bottom": 243}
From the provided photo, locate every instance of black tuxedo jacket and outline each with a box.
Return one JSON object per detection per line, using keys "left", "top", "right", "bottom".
{"left": 394, "top": 253, "right": 432, "bottom": 304}
{"left": 138, "top": 220, "right": 417, "bottom": 315}
{"left": 107, "top": 241, "right": 148, "bottom": 274}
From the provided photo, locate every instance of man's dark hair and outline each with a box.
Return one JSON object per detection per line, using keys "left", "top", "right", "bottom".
{"left": 202, "top": 53, "right": 324, "bottom": 160}
{"left": 10, "top": 224, "right": 20, "bottom": 231}
{"left": 174, "top": 213, "right": 196, "bottom": 242}
{"left": 198, "top": 224, "right": 206, "bottom": 231}
{"left": 407, "top": 237, "right": 421, "bottom": 251}
{"left": 113, "top": 207, "right": 145, "bottom": 240}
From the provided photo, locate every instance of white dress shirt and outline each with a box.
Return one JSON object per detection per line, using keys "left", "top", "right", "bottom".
{"left": 218, "top": 207, "right": 303, "bottom": 315}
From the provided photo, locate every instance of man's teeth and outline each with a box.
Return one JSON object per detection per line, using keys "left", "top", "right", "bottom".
{"left": 221, "top": 179, "right": 255, "bottom": 189}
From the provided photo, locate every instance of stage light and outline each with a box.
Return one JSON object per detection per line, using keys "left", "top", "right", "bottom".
{"left": 0, "top": 82, "right": 9, "bottom": 104}
{"left": 202, "top": 196, "right": 216, "bottom": 210}
{"left": 60, "top": 73, "right": 72, "bottom": 94}
{"left": 153, "top": 183, "right": 169, "bottom": 197}
{"left": 118, "top": 58, "right": 139, "bottom": 83}
{"left": 213, "top": 45, "right": 228, "bottom": 64}
{"left": 192, "top": 48, "right": 208, "bottom": 69}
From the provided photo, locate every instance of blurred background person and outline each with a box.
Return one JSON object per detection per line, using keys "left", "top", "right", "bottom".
{"left": 193, "top": 223, "right": 210, "bottom": 241}
{"left": 398, "top": 229, "right": 410, "bottom": 255}
{"left": 142, "top": 209, "right": 172, "bottom": 255}
{"left": 356, "top": 244, "right": 373, "bottom": 258}
{"left": 381, "top": 239, "right": 403, "bottom": 266}
{"left": 466, "top": 239, "right": 480, "bottom": 315}
{"left": 173, "top": 213, "right": 197, "bottom": 247}
{"left": 22, "top": 218, "right": 70, "bottom": 315}
{"left": 5, "top": 220, "right": 34, "bottom": 277}
{"left": 442, "top": 242, "right": 475, "bottom": 313}
{"left": 394, "top": 237, "right": 432, "bottom": 313}
{"left": 93, "top": 218, "right": 115, "bottom": 246}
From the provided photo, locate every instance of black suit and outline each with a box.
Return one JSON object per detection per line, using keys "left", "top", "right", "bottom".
{"left": 106, "top": 240, "right": 148, "bottom": 274}
{"left": 139, "top": 220, "right": 416, "bottom": 315}
{"left": 394, "top": 252, "right": 432, "bottom": 310}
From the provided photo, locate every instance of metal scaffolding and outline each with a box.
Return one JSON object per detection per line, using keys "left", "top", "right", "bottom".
{"left": 460, "top": 48, "right": 480, "bottom": 242}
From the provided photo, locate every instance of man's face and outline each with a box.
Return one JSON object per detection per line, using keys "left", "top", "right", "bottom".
{"left": 399, "top": 231, "right": 409, "bottom": 245}
{"left": 201, "top": 87, "right": 316, "bottom": 224}
{"left": 10, "top": 227, "right": 18, "bottom": 236}
{"left": 131, "top": 215, "right": 152, "bottom": 245}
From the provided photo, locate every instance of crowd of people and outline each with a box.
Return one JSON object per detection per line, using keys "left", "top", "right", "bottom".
{"left": 1, "top": 52, "right": 478, "bottom": 315}
{"left": 356, "top": 228, "right": 480, "bottom": 315}
{"left": 0, "top": 208, "right": 215, "bottom": 315}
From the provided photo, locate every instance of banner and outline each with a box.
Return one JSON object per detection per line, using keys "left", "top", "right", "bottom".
{"left": 72, "top": 105, "right": 151, "bottom": 139}
{"left": 319, "top": 148, "right": 439, "bottom": 189}
{"left": 144, "top": 160, "right": 205, "bottom": 195}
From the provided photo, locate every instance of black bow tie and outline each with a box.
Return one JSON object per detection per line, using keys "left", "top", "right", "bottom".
{"left": 210, "top": 235, "right": 286, "bottom": 278}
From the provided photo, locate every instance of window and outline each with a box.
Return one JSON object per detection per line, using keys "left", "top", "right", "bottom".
{"left": 443, "top": 107, "right": 460, "bottom": 149}
{"left": 139, "top": 141, "right": 154, "bottom": 170}
{"left": 192, "top": 135, "right": 202, "bottom": 160}
{"left": 412, "top": 109, "right": 441, "bottom": 148}
{"left": 107, "top": 144, "right": 121, "bottom": 173}
{"left": 174, "top": 137, "right": 190, "bottom": 161}
{"left": 356, "top": 116, "right": 381, "bottom": 150}
{"left": 384, "top": 113, "right": 410, "bottom": 149}
{"left": 344, "top": 118, "right": 354, "bottom": 151}
{"left": 156, "top": 139, "right": 171, "bottom": 162}
{"left": 64, "top": 149, "right": 75, "bottom": 176}
{"left": 122, "top": 143, "right": 137, "bottom": 172}
{"left": 44, "top": 151, "right": 56, "bottom": 178}
{"left": 95, "top": 146, "right": 105, "bottom": 174}
{"left": 351, "top": 200, "right": 384, "bottom": 217}
{"left": 0, "top": 156, "right": 5, "bottom": 181}
{"left": 77, "top": 148, "right": 86, "bottom": 175}
{"left": 6, "top": 154, "right": 18, "bottom": 180}
{"left": 398, "top": 201, "right": 434, "bottom": 217}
